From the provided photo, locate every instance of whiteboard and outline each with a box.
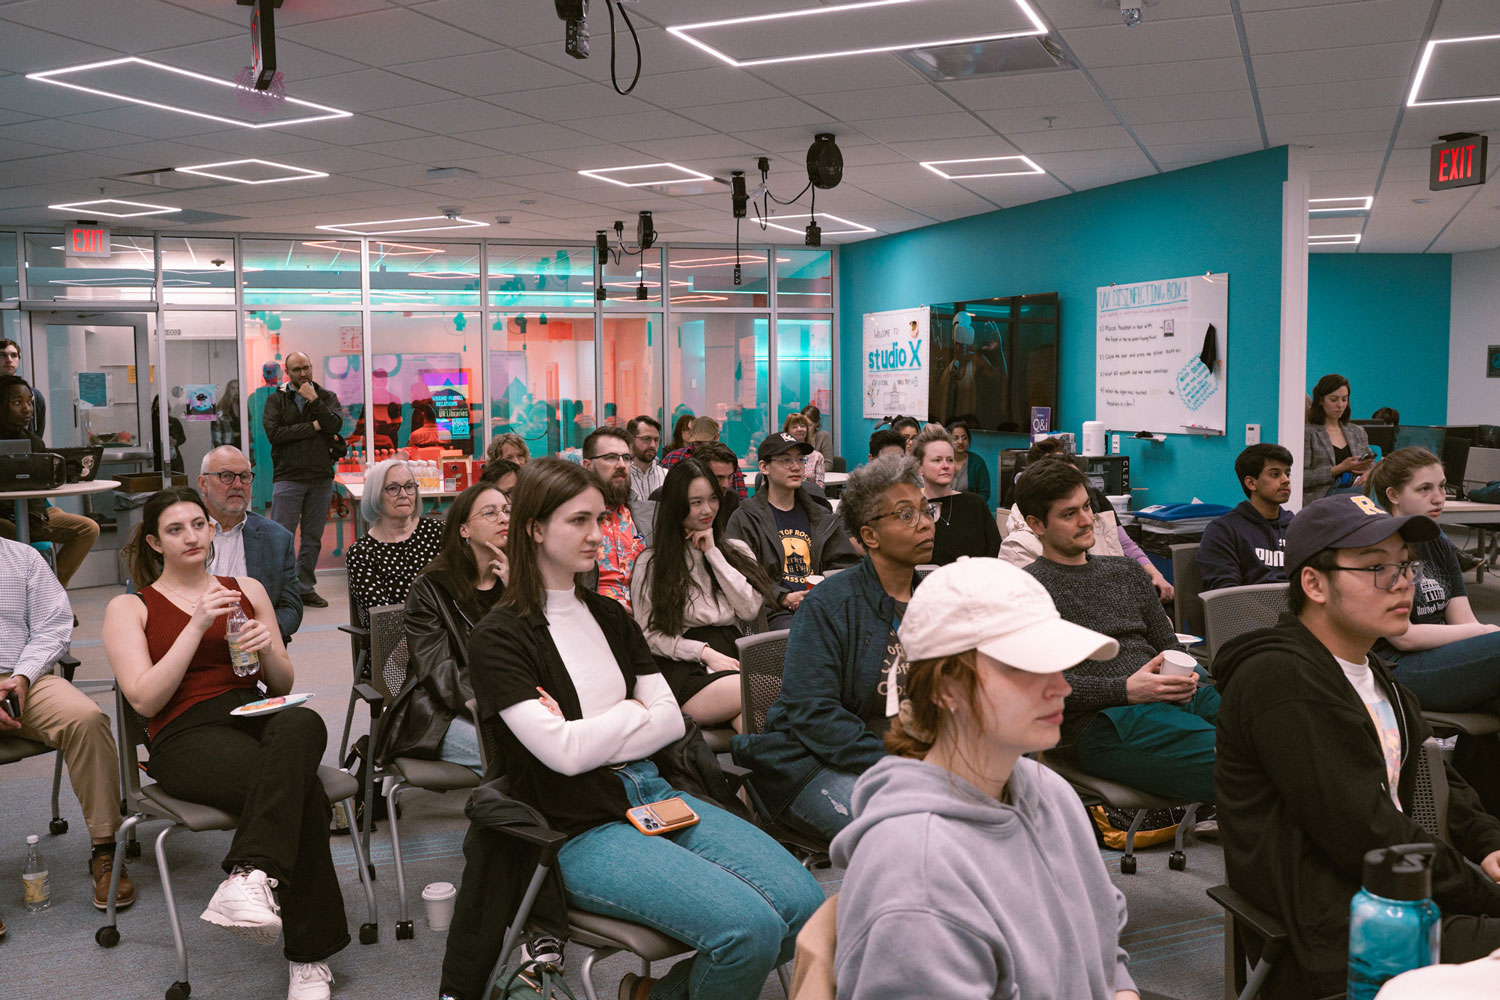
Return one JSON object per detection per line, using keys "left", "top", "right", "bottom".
{"left": 1095, "top": 274, "right": 1228, "bottom": 436}
{"left": 861, "top": 306, "right": 930, "bottom": 419}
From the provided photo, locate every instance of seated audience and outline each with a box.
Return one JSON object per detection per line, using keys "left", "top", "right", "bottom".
{"left": 104, "top": 488, "right": 347, "bottom": 1000}
{"left": 477, "top": 457, "right": 519, "bottom": 496}
{"left": 661, "top": 416, "right": 747, "bottom": 498}
{"left": 733, "top": 454, "right": 933, "bottom": 839}
{"left": 694, "top": 441, "right": 743, "bottom": 532}
{"left": 1003, "top": 438, "right": 1173, "bottom": 600}
{"left": 783, "top": 412, "right": 826, "bottom": 487}
{"left": 632, "top": 459, "right": 774, "bottom": 731}
{"left": 345, "top": 458, "right": 444, "bottom": 629}
{"left": 467, "top": 458, "right": 824, "bottom": 1000}
{"left": 801, "top": 404, "right": 834, "bottom": 461}
{"left": 581, "top": 427, "right": 646, "bottom": 610}
{"left": 945, "top": 417, "right": 992, "bottom": 510}
{"left": 0, "top": 534, "right": 134, "bottom": 912}
{"left": 198, "top": 446, "right": 303, "bottom": 645}
{"left": 1303, "top": 373, "right": 1373, "bottom": 505}
{"left": 889, "top": 416, "right": 920, "bottom": 453}
{"left": 912, "top": 423, "right": 999, "bottom": 565}
{"left": 488, "top": 432, "right": 530, "bottom": 467}
{"left": 725, "top": 433, "right": 859, "bottom": 628}
{"left": 625, "top": 414, "right": 666, "bottom": 501}
{"left": 1214, "top": 495, "right": 1500, "bottom": 999}
{"left": 1196, "top": 443, "right": 1295, "bottom": 591}
{"left": 377, "top": 482, "right": 510, "bottom": 773}
{"left": 0, "top": 375, "right": 100, "bottom": 588}
{"left": 867, "top": 428, "right": 906, "bottom": 461}
{"left": 1371, "top": 405, "right": 1400, "bottom": 427}
{"left": 1020, "top": 461, "right": 1216, "bottom": 804}
{"left": 832, "top": 558, "right": 1138, "bottom": 1000}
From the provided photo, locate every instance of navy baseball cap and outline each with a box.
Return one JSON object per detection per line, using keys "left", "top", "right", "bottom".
{"left": 758, "top": 432, "right": 812, "bottom": 462}
{"left": 1284, "top": 494, "right": 1440, "bottom": 574}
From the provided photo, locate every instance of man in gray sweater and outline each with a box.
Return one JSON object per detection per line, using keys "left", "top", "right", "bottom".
{"left": 1019, "top": 460, "right": 1218, "bottom": 803}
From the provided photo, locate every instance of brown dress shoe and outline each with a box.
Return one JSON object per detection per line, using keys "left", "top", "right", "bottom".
{"left": 92, "top": 851, "right": 136, "bottom": 911}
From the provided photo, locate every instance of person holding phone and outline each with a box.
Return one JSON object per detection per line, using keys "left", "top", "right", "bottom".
{"left": 103, "top": 487, "right": 347, "bottom": 1000}
{"left": 376, "top": 482, "right": 510, "bottom": 772}
{"left": 1303, "top": 374, "right": 1373, "bottom": 505}
{"left": 468, "top": 458, "right": 823, "bottom": 1000}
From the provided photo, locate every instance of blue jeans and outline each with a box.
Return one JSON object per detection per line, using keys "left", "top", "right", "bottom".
{"left": 270, "top": 478, "right": 334, "bottom": 594}
{"left": 783, "top": 766, "right": 860, "bottom": 840}
{"left": 438, "top": 716, "right": 483, "bottom": 775}
{"left": 1390, "top": 631, "right": 1500, "bottom": 713}
{"left": 557, "top": 761, "right": 824, "bottom": 1000}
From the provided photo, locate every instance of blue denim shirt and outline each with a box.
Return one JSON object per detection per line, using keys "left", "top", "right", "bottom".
{"left": 731, "top": 556, "right": 912, "bottom": 819}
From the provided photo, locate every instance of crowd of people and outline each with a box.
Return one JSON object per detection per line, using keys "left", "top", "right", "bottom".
{"left": 6, "top": 350, "right": 1500, "bottom": 1000}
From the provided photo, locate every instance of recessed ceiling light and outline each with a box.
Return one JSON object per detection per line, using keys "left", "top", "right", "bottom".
{"left": 1409, "top": 34, "right": 1500, "bottom": 107}
{"left": 1308, "top": 196, "right": 1372, "bottom": 212}
{"left": 48, "top": 198, "right": 180, "bottom": 218}
{"left": 759, "top": 211, "right": 875, "bottom": 236}
{"left": 921, "top": 155, "right": 1045, "bottom": 180}
{"left": 315, "top": 216, "right": 487, "bottom": 236}
{"left": 176, "top": 159, "right": 329, "bottom": 185}
{"left": 1308, "top": 234, "right": 1361, "bottom": 245}
{"left": 26, "top": 57, "right": 352, "bottom": 129}
{"left": 579, "top": 163, "right": 716, "bottom": 188}
{"left": 668, "top": 0, "right": 1047, "bottom": 68}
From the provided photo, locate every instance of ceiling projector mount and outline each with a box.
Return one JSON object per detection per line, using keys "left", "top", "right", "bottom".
{"left": 733, "top": 133, "right": 845, "bottom": 256}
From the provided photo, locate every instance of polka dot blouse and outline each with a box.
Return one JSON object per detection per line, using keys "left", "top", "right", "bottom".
{"left": 346, "top": 516, "right": 444, "bottom": 627}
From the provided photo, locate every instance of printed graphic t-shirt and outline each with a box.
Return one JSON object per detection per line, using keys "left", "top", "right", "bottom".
{"left": 1336, "top": 654, "right": 1402, "bottom": 809}
{"left": 771, "top": 502, "right": 813, "bottom": 592}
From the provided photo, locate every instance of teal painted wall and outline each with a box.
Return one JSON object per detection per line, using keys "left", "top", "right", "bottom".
{"left": 1307, "top": 253, "right": 1451, "bottom": 427}
{"left": 839, "top": 148, "right": 1289, "bottom": 508}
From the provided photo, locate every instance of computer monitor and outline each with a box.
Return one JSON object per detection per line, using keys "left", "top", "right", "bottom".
{"left": 1393, "top": 424, "right": 1445, "bottom": 456}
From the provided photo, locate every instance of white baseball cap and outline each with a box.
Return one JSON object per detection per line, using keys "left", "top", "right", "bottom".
{"left": 899, "top": 557, "right": 1119, "bottom": 673}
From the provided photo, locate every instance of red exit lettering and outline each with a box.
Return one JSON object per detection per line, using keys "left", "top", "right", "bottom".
{"left": 66, "top": 226, "right": 111, "bottom": 257}
{"left": 1439, "top": 144, "right": 1477, "bottom": 183}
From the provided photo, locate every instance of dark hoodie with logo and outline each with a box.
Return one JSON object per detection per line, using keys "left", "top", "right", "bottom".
{"left": 1213, "top": 614, "right": 1500, "bottom": 999}
{"left": 1196, "top": 501, "right": 1295, "bottom": 591}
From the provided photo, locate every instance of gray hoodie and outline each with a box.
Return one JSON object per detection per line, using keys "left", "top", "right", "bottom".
{"left": 830, "top": 756, "right": 1135, "bottom": 1000}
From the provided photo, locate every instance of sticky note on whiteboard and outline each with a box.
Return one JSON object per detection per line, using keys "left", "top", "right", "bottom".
{"left": 1176, "top": 357, "right": 1217, "bottom": 412}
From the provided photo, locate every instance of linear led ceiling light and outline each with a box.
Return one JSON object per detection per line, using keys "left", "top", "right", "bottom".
{"left": 315, "top": 216, "right": 487, "bottom": 236}
{"left": 301, "top": 240, "right": 444, "bottom": 256}
{"left": 667, "top": 0, "right": 1047, "bottom": 68}
{"left": 27, "top": 57, "right": 352, "bottom": 128}
{"left": 177, "top": 159, "right": 329, "bottom": 184}
{"left": 48, "top": 198, "right": 180, "bottom": 218}
{"left": 760, "top": 212, "right": 875, "bottom": 236}
{"left": 1308, "top": 234, "right": 1361, "bottom": 245}
{"left": 921, "top": 155, "right": 1045, "bottom": 179}
{"left": 1409, "top": 34, "right": 1500, "bottom": 106}
{"left": 1309, "top": 196, "right": 1373, "bottom": 212}
{"left": 579, "top": 163, "right": 716, "bottom": 188}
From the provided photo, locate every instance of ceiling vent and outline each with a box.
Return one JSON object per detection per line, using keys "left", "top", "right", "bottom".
{"left": 898, "top": 35, "right": 1071, "bottom": 82}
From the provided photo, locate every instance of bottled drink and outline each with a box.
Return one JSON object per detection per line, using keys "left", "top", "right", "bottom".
{"left": 1347, "top": 844, "right": 1440, "bottom": 999}
{"left": 225, "top": 603, "right": 260, "bottom": 677}
{"left": 22, "top": 834, "right": 50, "bottom": 912}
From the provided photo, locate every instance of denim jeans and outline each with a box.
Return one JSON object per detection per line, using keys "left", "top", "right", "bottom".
{"left": 1390, "top": 630, "right": 1500, "bottom": 713}
{"left": 438, "top": 716, "right": 483, "bottom": 775}
{"left": 270, "top": 478, "right": 334, "bottom": 594}
{"left": 557, "top": 761, "right": 824, "bottom": 1000}
{"left": 783, "top": 766, "right": 860, "bottom": 840}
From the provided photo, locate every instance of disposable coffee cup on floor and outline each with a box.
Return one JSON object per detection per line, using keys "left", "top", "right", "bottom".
{"left": 1160, "top": 649, "right": 1197, "bottom": 678}
{"left": 422, "top": 882, "right": 457, "bottom": 932}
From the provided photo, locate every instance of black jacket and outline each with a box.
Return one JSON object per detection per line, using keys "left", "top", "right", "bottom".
{"left": 723, "top": 488, "right": 859, "bottom": 604}
{"left": 261, "top": 381, "right": 344, "bottom": 483}
{"left": 376, "top": 569, "right": 499, "bottom": 764}
{"left": 1213, "top": 615, "right": 1500, "bottom": 998}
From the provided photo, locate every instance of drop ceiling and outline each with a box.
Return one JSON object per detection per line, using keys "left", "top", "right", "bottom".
{"left": 0, "top": 0, "right": 1495, "bottom": 253}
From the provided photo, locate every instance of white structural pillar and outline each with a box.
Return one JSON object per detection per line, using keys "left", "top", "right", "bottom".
{"left": 1280, "top": 145, "right": 1310, "bottom": 510}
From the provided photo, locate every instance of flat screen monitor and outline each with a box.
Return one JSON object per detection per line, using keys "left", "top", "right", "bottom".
{"left": 928, "top": 293, "right": 1058, "bottom": 433}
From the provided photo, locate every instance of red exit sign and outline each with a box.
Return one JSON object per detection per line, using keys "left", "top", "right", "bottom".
{"left": 1430, "top": 134, "right": 1488, "bottom": 191}
{"left": 66, "top": 225, "right": 111, "bottom": 258}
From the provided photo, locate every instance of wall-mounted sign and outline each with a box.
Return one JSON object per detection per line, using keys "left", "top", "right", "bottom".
{"left": 1487, "top": 345, "right": 1500, "bottom": 379}
{"left": 66, "top": 225, "right": 111, "bottom": 258}
{"left": 1430, "top": 133, "right": 1488, "bottom": 191}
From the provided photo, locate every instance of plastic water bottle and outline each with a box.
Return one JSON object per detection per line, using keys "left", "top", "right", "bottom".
{"left": 1347, "top": 843, "right": 1440, "bottom": 999}
{"left": 225, "top": 603, "right": 259, "bottom": 677}
{"left": 22, "top": 834, "right": 50, "bottom": 912}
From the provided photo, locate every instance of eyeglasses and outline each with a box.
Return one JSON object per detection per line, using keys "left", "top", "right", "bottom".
{"left": 767, "top": 455, "right": 803, "bottom": 469}
{"left": 589, "top": 452, "right": 631, "bottom": 465}
{"left": 634, "top": 434, "right": 660, "bottom": 445}
{"left": 210, "top": 470, "right": 254, "bottom": 485}
{"left": 470, "top": 505, "right": 511, "bottom": 524}
{"left": 382, "top": 481, "right": 418, "bottom": 497}
{"left": 867, "top": 503, "right": 940, "bottom": 528}
{"left": 1327, "top": 560, "right": 1418, "bottom": 590}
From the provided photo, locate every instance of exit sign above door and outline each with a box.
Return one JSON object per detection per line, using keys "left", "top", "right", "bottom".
{"left": 66, "top": 225, "right": 111, "bottom": 257}
{"left": 1430, "top": 133, "right": 1488, "bottom": 191}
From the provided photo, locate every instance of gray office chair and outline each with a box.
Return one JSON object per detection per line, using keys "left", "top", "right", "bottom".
{"left": 1201, "top": 583, "right": 1289, "bottom": 665}
{"left": 1036, "top": 753, "right": 1202, "bottom": 874}
{"left": 1171, "top": 543, "right": 1205, "bottom": 637}
{"left": 0, "top": 657, "right": 79, "bottom": 838}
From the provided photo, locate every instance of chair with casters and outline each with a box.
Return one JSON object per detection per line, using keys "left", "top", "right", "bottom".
{"left": 97, "top": 687, "right": 379, "bottom": 1000}
{"left": 1171, "top": 543, "right": 1205, "bottom": 637}
{"left": 1201, "top": 583, "right": 1289, "bottom": 667}
{"left": 1036, "top": 752, "right": 1202, "bottom": 874}
{"left": 364, "top": 603, "right": 483, "bottom": 941}
{"left": 334, "top": 572, "right": 372, "bottom": 765}
{"left": 0, "top": 657, "right": 80, "bottom": 838}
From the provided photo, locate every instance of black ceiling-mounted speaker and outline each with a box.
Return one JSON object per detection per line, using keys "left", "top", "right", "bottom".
{"left": 807, "top": 133, "right": 843, "bottom": 190}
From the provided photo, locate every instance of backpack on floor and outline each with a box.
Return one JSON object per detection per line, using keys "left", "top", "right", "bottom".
{"left": 1089, "top": 804, "right": 1190, "bottom": 851}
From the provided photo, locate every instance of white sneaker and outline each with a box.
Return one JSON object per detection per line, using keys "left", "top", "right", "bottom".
{"left": 200, "top": 867, "right": 282, "bottom": 945}
{"left": 287, "top": 961, "right": 334, "bottom": 1000}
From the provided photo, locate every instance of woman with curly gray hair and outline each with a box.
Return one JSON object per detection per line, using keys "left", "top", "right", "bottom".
{"left": 733, "top": 454, "right": 936, "bottom": 839}
{"left": 344, "top": 457, "right": 443, "bottom": 628}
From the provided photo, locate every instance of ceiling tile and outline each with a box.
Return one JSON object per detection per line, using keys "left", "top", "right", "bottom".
{"left": 1250, "top": 41, "right": 1417, "bottom": 90}
{"left": 977, "top": 99, "right": 1121, "bottom": 134}
{"left": 678, "top": 96, "right": 833, "bottom": 133}
{"left": 567, "top": 110, "right": 715, "bottom": 143}
{"left": 852, "top": 112, "right": 993, "bottom": 144}
{"left": 3, "top": 0, "right": 237, "bottom": 52}
{"left": 1242, "top": 0, "right": 1432, "bottom": 54}
{"left": 1259, "top": 77, "right": 1411, "bottom": 116}
{"left": 1061, "top": 15, "right": 1244, "bottom": 70}
{"left": 1092, "top": 58, "right": 1249, "bottom": 100}
{"left": 490, "top": 82, "right": 655, "bottom": 122}
{"left": 1112, "top": 90, "right": 1255, "bottom": 125}
{"left": 1133, "top": 117, "right": 1264, "bottom": 145}
{"left": 625, "top": 67, "right": 784, "bottom": 109}
{"left": 390, "top": 50, "right": 584, "bottom": 97}
{"left": 374, "top": 99, "right": 534, "bottom": 134}
{"left": 456, "top": 122, "right": 603, "bottom": 152}
{"left": 805, "top": 85, "right": 957, "bottom": 122}
{"left": 940, "top": 70, "right": 1101, "bottom": 111}
{"left": 0, "top": 20, "right": 112, "bottom": 74}
{"left": 1010, "top": 124, "right": 1139, "bottom": 154}
{"left": 284, "top": 8, "right": 495, "bottom": 65}
{"left": 353, "top": 135, "right": 502, "bottom": 164}
{"left": 294, "top": 69, "right": 457, "bottom": 113}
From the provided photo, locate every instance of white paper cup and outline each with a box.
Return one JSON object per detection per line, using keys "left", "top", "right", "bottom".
{"left": 421, "top": 881, "right": 457, "bottom": 932}
{"left": 1160, "top": 649, "right": 1197, "bottom": 677}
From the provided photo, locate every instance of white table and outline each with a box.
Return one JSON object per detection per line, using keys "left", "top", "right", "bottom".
{"left": 1438, "top": 500, "right": 1500, "bottom": 582}
{"left": 823, "top": 471, "right": 848, "bottom": 486}
{"left": 4, "top": 479, "right": 120, "bottom": 545}
{"left": 335, "top": 477, "right": 464, "bottom": 538}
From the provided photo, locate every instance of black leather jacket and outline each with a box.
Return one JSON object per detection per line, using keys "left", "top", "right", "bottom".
{"left": 376, "top": 570, "right": 499, "bottom": 763}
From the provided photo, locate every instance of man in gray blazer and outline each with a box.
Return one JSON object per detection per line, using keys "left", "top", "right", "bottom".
{"left": 197, "top": 446, "right": 304, "bottom": 643}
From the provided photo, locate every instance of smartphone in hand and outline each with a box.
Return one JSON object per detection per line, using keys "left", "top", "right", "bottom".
{"left": 2, "top": 690, "right": 20, "bottom": 721}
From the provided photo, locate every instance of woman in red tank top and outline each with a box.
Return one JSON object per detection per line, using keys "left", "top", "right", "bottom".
{"left": 103, "top": 487, "right": 347, "bottom": 999}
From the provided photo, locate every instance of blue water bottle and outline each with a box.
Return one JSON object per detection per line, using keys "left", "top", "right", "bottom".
{"left": 1347, "top": 843, "right": 1441, "bottom": 1000}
